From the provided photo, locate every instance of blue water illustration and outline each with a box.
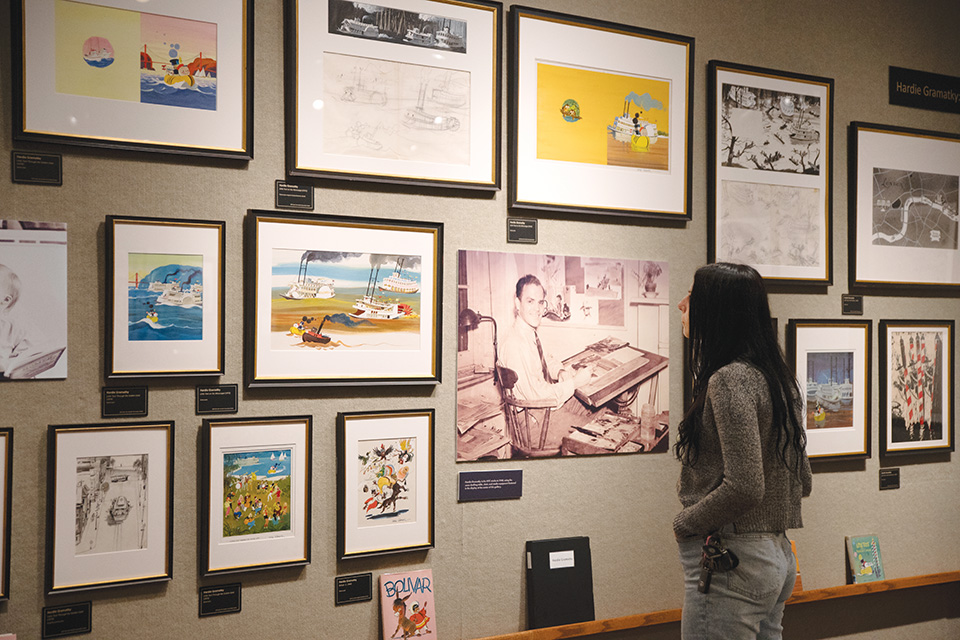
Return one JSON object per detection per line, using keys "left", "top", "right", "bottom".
{"left": 84, "top": 57, "right": 114, "bottom": 68}
{"left": 140, "top": 74, "right": 217, "bottom": 111}
{"left": 225, "top": 450, "right": 292, "bottom": 478}
{"left": 128, "top": 288, "right": 202, "bottom": 341}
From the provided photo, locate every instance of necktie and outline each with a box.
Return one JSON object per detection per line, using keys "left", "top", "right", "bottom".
{"left": 534, "top": 330, "right": 554, "bottom": 383}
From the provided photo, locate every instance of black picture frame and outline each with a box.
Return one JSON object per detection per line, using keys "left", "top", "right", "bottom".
{"left": 106, "top": 215, "right": 226, "bottom": 378}
{"left": 201, "top": 415, "right": 313, "bottom": 576}
{"left": 12, "top": 1, "right": 254, "bottom": 159}
{"left": 245, "top": 210, "right": 443, "bottom": 387}
{"left": 286, "top": 0, "right": 503, "bottom": 190}
{"left": 708, "top": 60, "right": 834, "bottom": 285}
{"left": 508, "top": 5, "right": 694, "bottom": 219}
{"left": 879, "top": 319, "right": 955, "bottom": 456}
{"left": 337, "top": 409, "right": 435, "bottom": 559}
{"left": 46, "top": 421, "right": 174, "bottom": 594}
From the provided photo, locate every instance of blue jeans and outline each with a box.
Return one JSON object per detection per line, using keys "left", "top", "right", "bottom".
{"left": 678, "top": 531, "right": 796, "bottom": 640}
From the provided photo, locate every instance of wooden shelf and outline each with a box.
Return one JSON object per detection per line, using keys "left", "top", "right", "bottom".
{"left": 472, "top": 571, "right": 960, "bottom": 640}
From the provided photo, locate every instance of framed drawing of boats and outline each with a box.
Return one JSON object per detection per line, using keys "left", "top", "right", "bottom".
{"left": 879, "top": 320, "right": 954, "bottom": 456}
{"left": 106, "top": 216, "right": 226, "bottom": 378}
{"left": 46, "top": 421, "right": 174, "bottom": 594}
{"left": 288, "top": 0, "right": 502, "bottom": 190}
{"left": 508, "top": 6, "right": 694, "bottom": 219}
{"left": 201, "top": 415, "right": 312, "bottom": 575}
{"left": 337, "top": 409, "right": 434, "bottom": 559}
{"left": 12, "top": 1, "right": 253, "bottom": 159}
{"left": 708, "top": 61, "right": 834, "bottom": 285}
{"left": 849, "top": 122, "right": 960, "bottom": 291}
{"left": 245, "top": 210, "right": 443, "bottom": 387}
{"left": 787, "top": 319, "right": 872, "bottom": 461}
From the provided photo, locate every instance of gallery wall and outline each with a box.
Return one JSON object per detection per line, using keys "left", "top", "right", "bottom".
{"left": 1, "top": 0, "right": 959, "bottom": 638}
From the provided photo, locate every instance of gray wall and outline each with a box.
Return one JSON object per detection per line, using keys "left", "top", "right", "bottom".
{"left": 1, "top": 0, "right": 959, "bottom": 638}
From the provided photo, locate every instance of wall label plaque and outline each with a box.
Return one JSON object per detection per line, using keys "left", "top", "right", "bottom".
{"left": 42, "top": 602, "right": 92, "bottom": 639}
{"left": 889, "top": 66, "right": 960, "bottom": 114}
{"left": 335, "top": 573, "right": 373, "bottom": 605}
{"left": 101, "top": 386, "right": 148, "bottom": 418}
{"left": 199, "top": 584, "right": 242, "bottom": 617}
{"left": 275, "top": 180, "right": 314, "bottom": 210}
{"left": 11, "top": 151, "right": 62, "bottom": 186}
{"left": 458, "top": 470, "right": 523, "bottom": 501}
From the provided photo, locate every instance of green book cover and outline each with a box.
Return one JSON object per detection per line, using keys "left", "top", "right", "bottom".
{"left": 846, "top": 534, "right": 884, "bottom": 583}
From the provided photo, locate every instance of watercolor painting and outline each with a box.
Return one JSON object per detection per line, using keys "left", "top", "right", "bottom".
{"left": 718, "top": 181, "right": 821, "bottom": 267}
{"left": 329, "top": 0, "right": 466, "bottom": 53}
{"left": 536, "top": 62, "right": 670, "bottom": 171}
{"left": 871, "top": 168, "right": 958, "bottom": 250}
{"left": 270, "top": 249, "right": 422, "bottom": 352}
{"left": 323, "top": 52, "right": 470, "bottom": 165}
{"left": 356, "top": 437, "right": 417, "bottom": 529}
{"left": 805, "top": 351, "right": 854, "bottom": 429}
{"left": 720, "top": 83, "right": 821, "bottom": 174}
{"left": 887, "top": 329, "right": 945, "bottom": 444}
{"left": 221, "top": 449, "right": 292, "bottom": 538}
{"left": 140, "top": 12, "right": 217, "bottom": 111}
{"left": 127, "top": 252, "right": 203, "bottom": 341}
{"left": 75, "top": 454, "right": 148, "bottom": 556}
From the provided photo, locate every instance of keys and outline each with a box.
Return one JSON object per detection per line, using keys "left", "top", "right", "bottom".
{"left": 698, "top": 565, "right": 712, "bottom": 593}
{"left": 697, "top": 533, "right": 740, "bottom": 594}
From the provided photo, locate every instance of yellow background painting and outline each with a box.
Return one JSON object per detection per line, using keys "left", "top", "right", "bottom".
{"left": 55, "top": 0, "right": 140, "bottom": 102}
{"left": 536, "top": 63, "right": 670, "bottom": 167}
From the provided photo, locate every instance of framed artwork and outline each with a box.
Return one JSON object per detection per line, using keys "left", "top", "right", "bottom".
{"left": 12, "top": 0, "right": 253, "bottom": 159}
{"left": 0, "top": 429, "right": 11, "bottom": 600}
{"left": 288, "top": 0, "right": 502, "bottom": 189}
{"left": 457, "top": 249, "right": 670, "bottom": 459}
{"left": 0, "top": 221, "right": 68, "bottom": 380}
{"left": 106, "top": 216, "right": 225, "bottom": 378}
{"left": 46, "top": 421, "right": 173, "bottom": 594}
{"left": 245, "top": 210, "right": 442, "bottom": 387}
{"left": 201, "top": 416, "right": 312, "bottom": 575}
{"left": 850, "top": 122, "right": 960, "bottom": 290}
{"left": 337, "top": 409, "right": 434, "bottom": 559}
{"left": 508, "top": 6, "right": 694, "bottom": 219}
{"left": 879, "top": 320, "right": 954, "bottom": 456}
{"left": 708, "top": 60, "right": 833, "bottom": 284}
{"left": 787, "top": 319, "right": 872, "bottom": 460}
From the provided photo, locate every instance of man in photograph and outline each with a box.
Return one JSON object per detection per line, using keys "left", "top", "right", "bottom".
{"left": 498, "top": 274, "right": 596, "bottom": 449}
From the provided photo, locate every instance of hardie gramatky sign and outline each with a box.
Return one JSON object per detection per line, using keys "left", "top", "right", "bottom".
{"left": 889, "top": 66, "right": 960, "bottom": 114}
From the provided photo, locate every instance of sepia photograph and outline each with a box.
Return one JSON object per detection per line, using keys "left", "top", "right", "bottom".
{"left": 457, "top": 249, "right": 670, "bottom": 460}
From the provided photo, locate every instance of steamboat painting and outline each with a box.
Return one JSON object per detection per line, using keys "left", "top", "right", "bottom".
{"left": 75, "top": 454, "right": 148, "bottom": 556}
{"left": 271, "top": 249, "right": 422, "bottom": 351}
{"left": 127, "top": 253, "right": 203, "bottom": 341}
{"left": 720, "top": 83, "right": 821, "bottom": 174}
{"left": 222, "top": 449, "right": 292, "bottom": 538}
{"left": 805, "top": 351, "right": 854, "bottom": 429}
{"left": 537, "top": 63, "right": 670, "bottom": 172}
{"left": 357, "top": 437, "right": 417, "bottom": 529}
{"left": 887, "top": 330, "right": 946, "bottom": 444}
{"left": 871, "top": 168, "right": 958, "bottom": 250}
{"left": 54, "top": 0, "right": 217, "bottom": 111}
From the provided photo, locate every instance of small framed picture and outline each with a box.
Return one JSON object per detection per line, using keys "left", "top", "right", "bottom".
{"left": 288, "top": 0, "right": 503, "bottom": 190}
{"left": 879, "top": 320, "right": 954, "bottom": 456}
{"left": 708, "top": 60, "right": 833, "bottom": 284}
{"left": 787, "top": 319, "right": 872, "bottom": 460}
{"left": 201, "top": 416, "right": 312, "bottom": 575}
{"left": 0, "top": 428, "right": 11, "bottom": 600}
{"left": 337, "top": 409, "right": 434, "bottom": 559}
{"left": 12, "top": 0, "right": 254, "bottom": 158}
{"left": 850, "top": 122, "right": 960, "bottom": 290}
{"left": 47, "top": 421, "right": 174, "bottom": 594}
{"left": 509, "top": 6, "right": 694, "bottom": 219}
{"left": 246, "top": 210, "right": 442, "bottom": 387}
{"left": 106, "top": 216, "right": 225, "bottom": 378}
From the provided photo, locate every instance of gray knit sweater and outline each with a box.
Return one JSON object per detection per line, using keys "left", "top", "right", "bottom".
{"left": 674, "top": 361, "right": 813, "bottom": 538}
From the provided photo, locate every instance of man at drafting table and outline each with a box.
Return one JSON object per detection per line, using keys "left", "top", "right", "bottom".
{"left": 498, "top": 274, "right": 597, "bottom": 446}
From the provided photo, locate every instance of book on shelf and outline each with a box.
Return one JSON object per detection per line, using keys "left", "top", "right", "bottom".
{"left": 525, "top": 536, "right": 595, "bottom": 630}
{"left": 845, "top": 534, "right": 884, "bottom": 583}
{"left": 380, "top": 569, "right": 436, "bottom": 639}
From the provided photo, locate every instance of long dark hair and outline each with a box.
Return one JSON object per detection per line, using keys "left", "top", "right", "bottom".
{"left": 675, "top": 263, "right": 806, "bottom": 471}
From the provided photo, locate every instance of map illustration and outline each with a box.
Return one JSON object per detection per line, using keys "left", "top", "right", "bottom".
{"left": 871, "top": 168, "right": 958, "bottom": 250}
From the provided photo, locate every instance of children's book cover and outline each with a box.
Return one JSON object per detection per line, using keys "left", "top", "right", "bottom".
{"left": 846, "top": 534, "right": 884, "bottom": 583}
{"left": 379, "top": 569, "right": 435, "bottom": 639}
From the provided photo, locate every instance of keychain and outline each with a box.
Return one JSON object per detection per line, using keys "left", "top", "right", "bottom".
{"left": 698, "top": 533, "right": 740, "bottom": 594}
